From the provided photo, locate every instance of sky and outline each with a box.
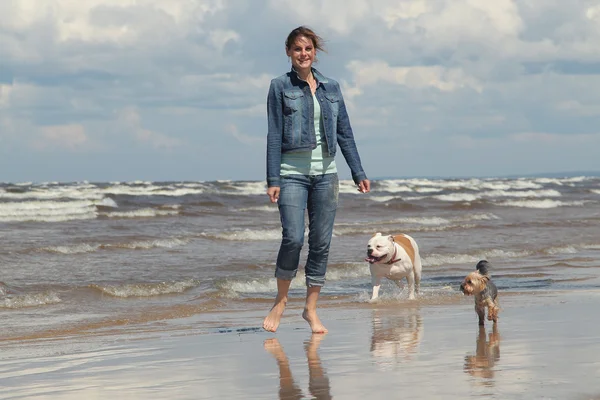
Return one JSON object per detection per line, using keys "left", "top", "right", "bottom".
{"left": 1, "top": 0, "right": 600, "bottom": 183}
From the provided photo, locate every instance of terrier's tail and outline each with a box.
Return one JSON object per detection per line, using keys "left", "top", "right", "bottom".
{"left": 476, "top": 260, "right": 491, "bottom": 276}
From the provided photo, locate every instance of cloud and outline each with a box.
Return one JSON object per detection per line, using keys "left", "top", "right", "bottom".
{"left": 1, "top": 0, "right": 600, "bottom": 182}
{"left": 345, "top": 61, "right": 483, "bottom": 93}
{"left": 225, "top": 123, "right": 263, "bottom": 145}
{"left": 118, "top": 107, "right": 183, "bottom": 150}
{"left": 32, "top": 124, "right": 89, "bottom": 151}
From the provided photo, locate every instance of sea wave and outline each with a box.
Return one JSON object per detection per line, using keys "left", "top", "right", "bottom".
{"left": 201, "top": 229, "right": 283, "bottom": 241}
{"left": 90, "top": 279, "right": 199, "bottom": 298}
{"left": 104, "top": 208, "right": 179, "bottom": 218}
{"left": 40, "top": 237, "right": 190, "bottom": 254}
{"left": 496, "top": 199, "right": 586, "bottom": 208}
{"left": 0, "top": 292, "right": 62, "bottom": 309}
{"left": 236, "top": 205, "right": 278, "bottom": 212}
{"left": 215, "top": 263, "right": 370, "bottom": 297}
{"left": 0, "top": 200, "right": 99, "bottom": 223}
{"left": 110, "top": 238, "right": 190, "bottom": 250}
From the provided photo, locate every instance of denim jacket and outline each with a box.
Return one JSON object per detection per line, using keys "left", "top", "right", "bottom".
{"left": 266, "top": 67, "right": 368, "bottom": 187}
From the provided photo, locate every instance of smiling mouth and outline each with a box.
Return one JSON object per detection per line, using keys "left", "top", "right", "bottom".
{"left": 365, "top": 254, "right": 385, "bottom": 264}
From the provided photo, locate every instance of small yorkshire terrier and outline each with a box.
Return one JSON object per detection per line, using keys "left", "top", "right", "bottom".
{"left": 460, "top": 260, "right": 499, "bottom": 326}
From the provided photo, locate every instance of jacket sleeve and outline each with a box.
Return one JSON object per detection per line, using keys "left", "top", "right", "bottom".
{"left": 334, "top": 81, "right": 368, "bottom": 185}
{"left": 266, "top": 80, "right": 283, "bottom": 188}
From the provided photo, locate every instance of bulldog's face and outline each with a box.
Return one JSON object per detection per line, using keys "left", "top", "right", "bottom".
{"left": 365, "top": 233, "right": 395, "bottom": 264}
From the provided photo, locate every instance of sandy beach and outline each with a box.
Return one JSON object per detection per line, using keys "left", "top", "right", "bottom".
{"left": 2, "top": 289, "right": 600, "bottom": 400}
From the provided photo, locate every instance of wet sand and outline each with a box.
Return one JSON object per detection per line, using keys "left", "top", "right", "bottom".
{"left": 1, "top": 290, "right": 600, "bottom": 399}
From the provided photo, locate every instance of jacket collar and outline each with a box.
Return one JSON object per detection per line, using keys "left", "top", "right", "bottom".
{"left": 290, "top": 67, "right": 329, "bottom": 84}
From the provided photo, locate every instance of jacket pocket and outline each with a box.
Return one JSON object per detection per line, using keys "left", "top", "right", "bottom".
{"left": 284, "top": 90, "right": 303, "bottom": 112}
{"left": 324, "top": 93, "right": 340, "bottom": 118}
{"left": 283, "top": 90, "right": 303, "bottom": 146}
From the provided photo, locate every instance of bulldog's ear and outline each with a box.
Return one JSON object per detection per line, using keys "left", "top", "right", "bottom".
{"left": 372, "top": 232, "right": 382, "bottom": 238}
{"left": 388, "top": 235, "right": 395, "bottom": 243}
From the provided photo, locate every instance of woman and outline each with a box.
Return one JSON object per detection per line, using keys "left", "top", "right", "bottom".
{"left": 264, "top": 26, "right": 370, "bottom": 334}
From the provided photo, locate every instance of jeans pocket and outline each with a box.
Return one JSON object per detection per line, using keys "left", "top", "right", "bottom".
{"left": 278, "top": 175, "right": 305, "bottom": 208}
{"left": 323, "top": 174, "right": 339, "bottom": 211}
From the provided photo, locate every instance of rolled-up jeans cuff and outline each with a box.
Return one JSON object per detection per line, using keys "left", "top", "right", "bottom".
{"left": 306, "top": 276, "right": 325, "bottom": 287}
{"left": 275, "top": 266, "right": 297, "bottom": 281}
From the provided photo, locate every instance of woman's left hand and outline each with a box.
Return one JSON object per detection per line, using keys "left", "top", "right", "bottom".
{"left": 357, "top": 179, "right": 371, "bottom": 194}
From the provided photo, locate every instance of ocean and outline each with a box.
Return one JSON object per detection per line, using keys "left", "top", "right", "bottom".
{"left": 1, "top": 176, "right": 600, "bottom": 341}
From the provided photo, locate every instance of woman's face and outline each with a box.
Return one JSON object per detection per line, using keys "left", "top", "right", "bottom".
{"left": 286, "top": 35, "right": 315, "bottom": 72}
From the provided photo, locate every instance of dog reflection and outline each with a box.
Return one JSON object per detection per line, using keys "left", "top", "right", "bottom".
{"left": 264, "top": 335, "right": 331, "bottom": 400}
{"left": 464, "top": 325, "right": 501, "bottom": 382}
{"left": 370, "top": 310, "right": 423, "bottom": 366}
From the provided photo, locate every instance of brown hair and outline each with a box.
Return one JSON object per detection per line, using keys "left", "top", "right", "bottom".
{"left": 285, "top": 26, "right": 326, "bottom": 53}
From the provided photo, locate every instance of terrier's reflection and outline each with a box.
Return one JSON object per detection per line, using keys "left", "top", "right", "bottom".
{"left": 370, "top": 310, "right": 423, "bottom": 365}
{"left": 264, "top": 334, "right": 332, "bottom": 400}
{"left": 464, "top": 325, "right": 501, "bottom": 382}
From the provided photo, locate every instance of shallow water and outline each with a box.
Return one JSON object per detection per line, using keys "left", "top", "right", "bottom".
{"left": 1, "top": 176, "right": 600, "bottom": 340}
{"left": 1, "top": 292, "right": 599, "bottom": 399}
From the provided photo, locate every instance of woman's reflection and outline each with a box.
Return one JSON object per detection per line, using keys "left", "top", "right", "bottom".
{"left": 464, "top": 325, "right": 501, "bottom": 384}
{"left": 370, "top": 310, "right": 423, "bottom": 366}
{"left": 264, "top": 334, "right": 332, "bottom": 400}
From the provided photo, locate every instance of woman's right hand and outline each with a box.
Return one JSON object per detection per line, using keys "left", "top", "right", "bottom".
{"left": 267, "top": 186, "right": 280, "bottom": 203}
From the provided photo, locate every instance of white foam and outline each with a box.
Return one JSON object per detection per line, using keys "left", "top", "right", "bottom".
{"left": 236, "top": 205, "right": 278, "bottom": 212}
{"left": 461, "top": 213, "right": 500, "bottom": 221}
{"left": 0, "top": 200, "right": 98, "bottom": 222}
{"left": 217, "top": 277, "right": 305, "bottom": 296}
{"left": 217, "top": 263, "right": 370, "bottom": 296}
{"left": 423, "top": 249, "right": 530, "bottom": 267}
{"left": 102, "top": 185, "right": 205, "bottom": 196}
{"left": 97, "top": 197, "right": 119, "bottom": 207}
{"left": 369, "top": 196, "right": 399, "bottom": 203}
{"left": 433, "top": 193, "right": 480, "bottom": 202}
{"left": 0, "top": 188, "right": 105, "bottom": 201}
{"left": 545, "top": 245, "right": 578, "bottom": 255}
{"left": 225, "top": 181, "right": 268, "bottom": 196}
{"left": 41, "top": 237, "right": 189, "bottom": 253}
{"left": 414, "top": 187, "right": 444, "bottom": 193}
{"left": 0, "top": 292, "right": 62, "bottom": 309}
{"left": 104, "top": 208, "right": 179, "bottom": 218}
{"left": 591, "top": 189, "right": 600, "bottom": 195}
{"left": 326, "top": 264, "right": 371, "bottom": 280}
{"left": 114, "top": 238, "right": 190, "bottom": 250}
{"left": 391, "top": 216, "right": 452, "bottom": 225}
{"left": 92, "top": 279, "right": 198, "bottom": 297}
{"left": 496, "top": 199, "right": 586, "bottom": 208}
{"left": 376, "top": 181, "right": 414, "bottom": 193}
{"left": 42, "top": 244, "right": 101, "bottom": 254}
{"left": 484, "top": 189, "right": 562, "bottom": 198}
{"left": 201, "top": 229, "right": 283, "bottom": 241}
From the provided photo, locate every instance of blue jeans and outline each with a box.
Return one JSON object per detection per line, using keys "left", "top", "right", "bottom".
{"left": 275, "top": 173, "right": 339, "bottom": 287}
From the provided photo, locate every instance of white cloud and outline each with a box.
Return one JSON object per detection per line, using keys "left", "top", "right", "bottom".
{"left": 118, "top": 107, "right": 183, "bottom": 150}
{"left": 1, "top": 0, "right": 600, "bottom": 181}
{"left": 345, "top": 61, "right": 483, "bottom": 93}
{"left": 32, "top": 124, "right": 89, "bottom": 151}
{"left": 225, "top": 123, "right": 263, "bottom": 145}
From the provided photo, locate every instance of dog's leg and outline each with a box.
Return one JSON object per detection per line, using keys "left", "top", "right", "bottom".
{"left": 487, "top": 298, "right": 500, "bottom": 324}
{"left": 413, "top": 255, "right": 422, "bottom": 296}
{"left": 370, "top": 274, "right": 382, "bottom": 301}
{"left": 475, "top": 304, "right": 485, "bottom": 326}
{"left": 406, "top": 272, "right": 416, "bottom": 300}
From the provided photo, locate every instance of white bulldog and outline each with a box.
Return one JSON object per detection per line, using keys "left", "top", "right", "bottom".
{"left": 365, "top": 233, "right": 422, "bottom": 301}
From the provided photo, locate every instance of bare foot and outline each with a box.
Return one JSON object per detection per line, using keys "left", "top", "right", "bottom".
{"left": 302, "top": 309, "right": 328, "bottom": 334}
{"left": 263, "top": 297, "right": 287, "bottom": 332}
